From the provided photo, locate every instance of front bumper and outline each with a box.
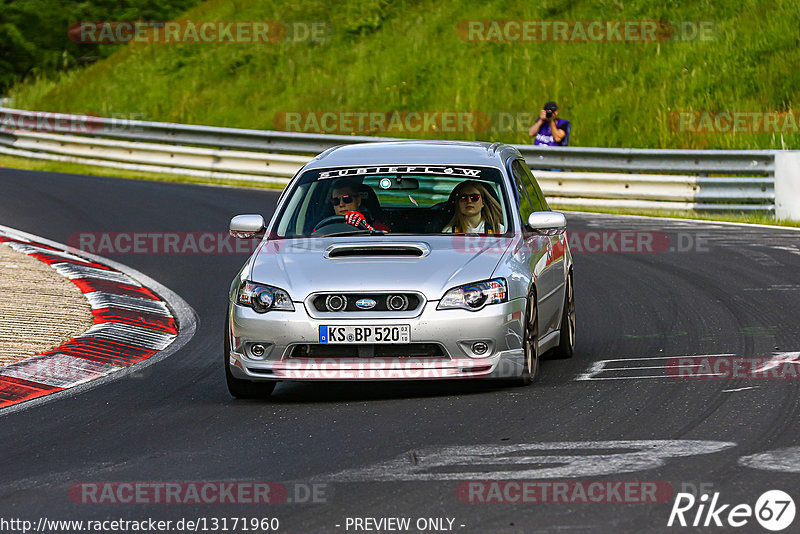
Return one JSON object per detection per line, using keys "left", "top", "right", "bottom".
{"left": 228, "top": 299, "right": 527, "bottom": 381}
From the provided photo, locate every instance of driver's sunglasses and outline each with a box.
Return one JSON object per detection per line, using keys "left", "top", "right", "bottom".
{"left": 458, "top": 193, "right": 481, "bottom": 203}
{"left": 330, "top": 195, "right": 355, "bottom": 206}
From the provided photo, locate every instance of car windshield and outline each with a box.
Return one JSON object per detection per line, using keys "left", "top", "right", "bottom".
{"left": 272, "top": 165, "right": 513, "bottom": 238}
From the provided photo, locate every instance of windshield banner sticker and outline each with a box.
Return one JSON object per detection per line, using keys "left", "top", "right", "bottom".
{"left": 319, "top": 166, "right": 482, "bottom": 179}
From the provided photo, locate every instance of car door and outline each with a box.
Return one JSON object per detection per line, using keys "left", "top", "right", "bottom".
{"left": 509, "top": 158, "right": 562, "bottom": 335}
{"left": 519, "top": 159, "right": 569, "bottom": 332}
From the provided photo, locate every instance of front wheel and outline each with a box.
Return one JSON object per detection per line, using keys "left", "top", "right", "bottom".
{"left": 512, "top": 292, "right": 539, "bottom": 386}
{"left": 224, "top": 316, "right": 276, "bottom": 398}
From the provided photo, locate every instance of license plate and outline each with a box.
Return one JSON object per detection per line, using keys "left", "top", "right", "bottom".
{"left": 319, "top": 325, "right": 410, "bottom": 344}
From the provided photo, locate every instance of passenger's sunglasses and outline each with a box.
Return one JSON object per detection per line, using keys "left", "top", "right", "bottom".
{"left": 458, "top": 193, "right": 481, "bottom": 203}
{"left": 330, "top": 195, "right": 356, "bottom": 206}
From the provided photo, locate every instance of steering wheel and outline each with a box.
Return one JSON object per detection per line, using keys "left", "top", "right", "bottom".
{"left": 313, "top": 215, "right": 347, "bottom": 232}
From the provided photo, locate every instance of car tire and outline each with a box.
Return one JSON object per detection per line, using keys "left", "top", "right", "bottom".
{"left": 551, "top": 272, "right": 575, "bottom": 359}
{"left": 512, "top": 291, "right": 539, "bottom": 386}
{"left": 224, "top": 316, "right": 276, "bottom": 399}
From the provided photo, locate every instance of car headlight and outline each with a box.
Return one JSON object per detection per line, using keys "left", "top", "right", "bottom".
{"left": 237, "top": 281, "right": 294, "bottom": 312}
{"left": 437, "top": 278, "right": 508, "bottom": 311}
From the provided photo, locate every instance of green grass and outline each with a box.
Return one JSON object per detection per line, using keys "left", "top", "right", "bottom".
{"left": 7, "top": 0, "right": 799, "bottom": 150}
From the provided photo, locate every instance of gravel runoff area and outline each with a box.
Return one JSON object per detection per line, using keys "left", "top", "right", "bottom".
{"left": 0, "top": 243, "right": 93, "bottom": 366}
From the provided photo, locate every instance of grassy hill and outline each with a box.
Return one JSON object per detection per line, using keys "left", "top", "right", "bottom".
{"left": 8, "top": 0, "right": 800, "bottom": 149}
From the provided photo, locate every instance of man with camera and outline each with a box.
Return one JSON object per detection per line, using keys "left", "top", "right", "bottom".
{"left": 528, "top": 101, "right": 570, "bottom": 146}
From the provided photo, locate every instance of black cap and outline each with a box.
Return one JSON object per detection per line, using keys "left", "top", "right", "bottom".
{"left": 544, "top": 101, "right": 558, "bottom": 111}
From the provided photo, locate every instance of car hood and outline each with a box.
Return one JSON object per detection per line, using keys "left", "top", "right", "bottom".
{"left": 248, "top": 235, "right": 514, "bottom": 300}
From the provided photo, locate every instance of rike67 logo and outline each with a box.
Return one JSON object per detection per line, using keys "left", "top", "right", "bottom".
{"left": 668, "top": 490, "right": 795, "bottom": 531}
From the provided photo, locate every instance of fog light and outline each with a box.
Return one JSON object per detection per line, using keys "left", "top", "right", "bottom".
{"left": 472, "top": 342, "right": 488, "bottom": 355}
{"left": 326, "top": 294, "right": 347, "bottom": 312}
{"left": 250, "top": 344, "right": 266, "bottom": 358}
{"left": 386, "top": 294, "right": 409, "bottom": 311}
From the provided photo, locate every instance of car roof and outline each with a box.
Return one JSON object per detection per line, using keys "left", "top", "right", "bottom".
{"left": 302, "top": 140, "right": 522, "bottom": 171}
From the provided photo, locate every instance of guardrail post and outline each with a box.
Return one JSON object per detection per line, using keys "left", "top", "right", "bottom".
{"left": 775, "top": 151, "right": 800, "bottom": 221}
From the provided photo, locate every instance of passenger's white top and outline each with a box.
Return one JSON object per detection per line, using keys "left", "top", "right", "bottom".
{"left": 442, "top": 221, "right": 505, "bottom": 233}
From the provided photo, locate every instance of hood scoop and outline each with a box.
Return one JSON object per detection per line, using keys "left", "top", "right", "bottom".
{"left": 324, "top": 242, "right": 430, "bottom": 259}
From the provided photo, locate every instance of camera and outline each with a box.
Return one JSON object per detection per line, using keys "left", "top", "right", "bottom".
{"left": 545, "top": 109, "right": 553, "bottom": 119}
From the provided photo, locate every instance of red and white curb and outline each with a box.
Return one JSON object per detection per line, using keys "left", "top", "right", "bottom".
{"left": 0, "top": 225, "right": 195, "bottom": 411}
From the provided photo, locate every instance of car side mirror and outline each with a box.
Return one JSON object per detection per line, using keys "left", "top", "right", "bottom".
{"left": 230, "top": 214, "right": 266, "bottom": 239}
{"left": 527, "top": 211, "right": 567, "bottom": 235}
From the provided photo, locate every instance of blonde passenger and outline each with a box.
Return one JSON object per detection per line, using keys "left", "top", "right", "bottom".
{"left": 442, "top": 180, "right": 505, "bottom": 234}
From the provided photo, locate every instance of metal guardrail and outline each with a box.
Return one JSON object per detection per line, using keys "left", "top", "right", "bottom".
{"left": 0, "top": 107, "right": 383, "bottom": 153}
{"left": 9, "top": 130, "right": 309, "bottom": 181}
{"left": 0, "top": 107, "right": 779, "bottom": 212}
{"left": 535, "top": 171, "right": 774, "bottom": 212}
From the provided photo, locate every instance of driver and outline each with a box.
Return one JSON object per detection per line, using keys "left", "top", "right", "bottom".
{"left": 329, "top": 181, "right": 391, "bottom": 232}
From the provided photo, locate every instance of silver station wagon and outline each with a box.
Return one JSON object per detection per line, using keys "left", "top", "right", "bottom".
{"left": 225, "top": 141, "right": 574, "bottom": 397}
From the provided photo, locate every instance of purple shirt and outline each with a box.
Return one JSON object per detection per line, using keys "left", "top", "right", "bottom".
{"left": 534, "top": 119, "right": 570, "bottom": 146}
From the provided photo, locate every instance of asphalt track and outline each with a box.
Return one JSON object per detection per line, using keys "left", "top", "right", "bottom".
{"left": 1, "top": 167, "right": 799, "bottom": 533}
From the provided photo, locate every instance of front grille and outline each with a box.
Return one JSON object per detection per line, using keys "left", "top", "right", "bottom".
{"left": 289, "top": 343, "right": 445, "bottom": 358}
{"left": 311, "top": 293, "right": 421, "bottom": 312}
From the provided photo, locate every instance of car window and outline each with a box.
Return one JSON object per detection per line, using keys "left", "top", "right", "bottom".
{"left": 510, "top": 159, "right": 536, "bottom": 226}
{"left": 272, "top": 166, "right": 513, "bottom": 237}
{"left": 518, "top": 160, "right": 550, "bottom": 211}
